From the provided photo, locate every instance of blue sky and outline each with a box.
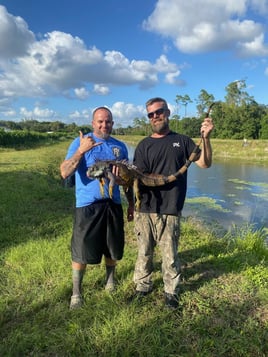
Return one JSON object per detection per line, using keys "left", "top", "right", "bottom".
{"left": 0, "top": 0, "right": 268, "bottom": 127}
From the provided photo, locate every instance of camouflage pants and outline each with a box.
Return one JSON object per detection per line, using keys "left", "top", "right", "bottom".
{"left": 133, "top": 212, "right": 181, "bottom": 295}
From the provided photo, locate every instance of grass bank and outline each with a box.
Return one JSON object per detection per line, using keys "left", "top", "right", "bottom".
{"left": 0, "top": 141, "right": 268, "bottom": 356}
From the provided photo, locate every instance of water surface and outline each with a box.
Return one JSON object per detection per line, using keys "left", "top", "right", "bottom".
{"left": 185, "top": 162, "right": 268, "bottom": 232}
{"left": 127, "top": 145, "right": 268, "bottom": 233}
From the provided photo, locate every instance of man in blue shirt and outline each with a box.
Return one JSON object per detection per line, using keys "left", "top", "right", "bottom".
{"left": 60, "top": 107, "right": 134, "bottom": 309}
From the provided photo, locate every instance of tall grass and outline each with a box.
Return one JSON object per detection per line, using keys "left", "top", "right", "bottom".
{"left": 0, "top": 140, "right": 267, "bottom": 356}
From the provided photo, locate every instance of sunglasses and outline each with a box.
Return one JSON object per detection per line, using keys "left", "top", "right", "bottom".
{"left": 147, "top": 107, "right": 166, "bottom": 119}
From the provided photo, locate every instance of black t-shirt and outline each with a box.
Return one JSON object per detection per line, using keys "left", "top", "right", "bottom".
{"left": 133, "top": 131, "right": 199, "bottom": 215}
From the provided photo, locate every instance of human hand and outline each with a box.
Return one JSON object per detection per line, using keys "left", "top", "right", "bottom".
{"left": 112, "top": 165, "right": 126, "bottom": 185}
{"left": 78, "top": 131, "right": 102, "bottom": 154}
{"left": 201, "top": 118, "right": 214, "bottom": 138}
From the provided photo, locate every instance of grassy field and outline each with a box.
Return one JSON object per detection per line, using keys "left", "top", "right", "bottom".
{"left": 0, "top": 139, "right": 268, "bottom": 356}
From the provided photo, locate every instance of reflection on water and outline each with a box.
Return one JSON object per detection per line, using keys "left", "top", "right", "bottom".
{"left": 126, "top": 144, "right": 268, "bottom": 233}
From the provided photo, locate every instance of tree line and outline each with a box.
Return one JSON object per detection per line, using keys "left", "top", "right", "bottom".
{"left": 1, "top": 80, "right": 268, "bottom": 142}
{"left": 174, "top": 80, "right": 268, "bottom": 140}
{"left": 121, "top": 80, "right": 268, "bottom": 139}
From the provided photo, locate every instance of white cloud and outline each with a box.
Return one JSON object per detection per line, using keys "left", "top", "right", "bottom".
{"left": 110, "top": 101, "right": 177, "bottom": 126}
{"left": 69, "top": 110, "right": 91, "bottom": 122}
{"left": 1, "top": 109, "right": 17, "bottom": 117}
{"left": 70, "top": 101, "right": 177, "bottom": 128}
{"left": 66, "top": 103, "right": 145, "bottom": 127}
{"left": 0, "top": 6, "right": 181, "bottom": 102}
{"left": 165, "top": 71, "right": 181, "bottom": 85}
{"left": 111, "top": 102, "right": 145, "bottom": 124}
{"left": 93, "top": 84, "right": 110, "bottom": 95}
{"left": 69, "top": 110, "right": 82, "bottom": 119}
{"left": 0, "top": 5, "right": 35, "bottom": 58}
{"left": 74, "top": 87, "right": 90, "bottom": 100}
{"left": 250, "top": 0, "right": 268, "bottom": 14}
{"left": 143, "top": 0, "right": 268, "bottom": 56}
{"left": 238, "top": 33, "right": 268, "bottom": 56}
{"left": 19, "top": 106, "right": 56, "bottom": 119}
{"left": 0, "top": 2, "right": 267, "bottom": 124}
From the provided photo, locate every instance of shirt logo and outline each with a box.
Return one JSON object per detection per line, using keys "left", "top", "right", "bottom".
{"left": 112, "top": 147, "right": 121, "bottom": 158}
{"left": 173, "top": 142, "right": 180, "bottom": 148}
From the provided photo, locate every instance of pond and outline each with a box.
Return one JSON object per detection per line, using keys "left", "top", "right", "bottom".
{"left": 185, "top": 161, "right": 268, "bottom": 234}
{"left": 126, "top": 145, "right": 268, "bottom": 235}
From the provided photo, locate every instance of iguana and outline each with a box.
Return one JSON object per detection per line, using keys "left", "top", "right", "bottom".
{"left": 86, "top": 102, "right": 214, "bottom": 209}
{"left": 86, "top": 154, "right": 199, "bottom": 209}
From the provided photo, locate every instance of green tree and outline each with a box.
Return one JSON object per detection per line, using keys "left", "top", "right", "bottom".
{"left": 175, "top": 94, "right": 192, "bottom": 117}
{"left": 50, "top": 121, "right": 65, "bottom": 131}
{"left": 259, "top": 113, "right": 268, "bottom": 139}
{"left": 196, "top": 90, "right": 215, "bottom": 117}
{"left": 65, "top": 123, "right": 78, "bottom": 133}
{"left": 239, "top": 101, "right": 263, "bottom": 139}
{"left": 180, "top": 117, "right": 201, "bottom": 137}
{"left": 225, "top": 79, "right": 254, "bottom": 107}
{"left": 169, "top": 116, "right": 182, "bottom": 133}
{"left": 132, "top": 116, "right": 150, "bottom": 135}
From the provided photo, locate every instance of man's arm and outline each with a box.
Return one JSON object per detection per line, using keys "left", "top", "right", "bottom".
{"left": 60, "top": 150, "right": 84, "bottom": 179}
{"left": 60, "top": 131, "right": 101, "bottom": 179}
{"left": 195, "top": 117, "right": 214, "bottom": 169}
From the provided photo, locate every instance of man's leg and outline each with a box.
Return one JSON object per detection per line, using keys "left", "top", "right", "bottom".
{"left": 159, "top": 214, "right": 181, "bottom": 308}
{"left": 133, "top": 212, "right": 154, "bottom": 293}
{"left": 70, "top": 261, "right": 86, "bottom": 309}
{"left": 104, "top": 257, "right": 116, "bottom": 291}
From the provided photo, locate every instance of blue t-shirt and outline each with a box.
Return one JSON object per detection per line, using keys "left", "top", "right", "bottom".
{"left": 65, "top": 133, "right": 129, "bottom": 207}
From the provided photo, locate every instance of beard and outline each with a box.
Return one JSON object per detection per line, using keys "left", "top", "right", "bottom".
{"left": 99, "top": 132, "right": 110, "bottom": 139}
{"left": 94, "top": 129, "right": 111, "bottom": 139}
{"left": 151, "top": 118, "right": 169, "bottom": 135}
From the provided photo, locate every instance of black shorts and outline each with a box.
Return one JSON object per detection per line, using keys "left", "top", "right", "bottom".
{"left": 71, "top": 199, "right": 125, "bottom": 264}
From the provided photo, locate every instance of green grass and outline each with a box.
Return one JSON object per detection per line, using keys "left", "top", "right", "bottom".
{"left": 0, "top": 140, "right": 268, "bottom": 356}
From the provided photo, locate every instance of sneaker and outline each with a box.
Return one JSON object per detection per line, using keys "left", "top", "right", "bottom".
{"left": 164, "top": 293, "right": 179, "bottom": 309}
{"left": 70, "top": 294, "right": 83, "bottom": 310}
{"left": 105, "top": 282, "right": 115, "bottom": 292}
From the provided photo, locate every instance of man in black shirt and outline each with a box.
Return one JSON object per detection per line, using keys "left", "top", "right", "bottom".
{"left": 132, "top": 97, "right": 214, "bottom": 308}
